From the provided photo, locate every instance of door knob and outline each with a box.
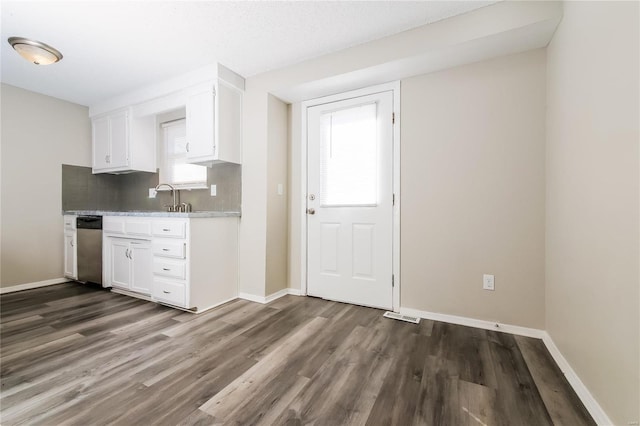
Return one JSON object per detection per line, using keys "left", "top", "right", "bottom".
{"left": 307, "top": 208, "right": 316, "bottom": 215}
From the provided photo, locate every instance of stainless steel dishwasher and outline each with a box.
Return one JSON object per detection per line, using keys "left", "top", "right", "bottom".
{"left": 76, "top": 216, "right": 102, "bottom": 285}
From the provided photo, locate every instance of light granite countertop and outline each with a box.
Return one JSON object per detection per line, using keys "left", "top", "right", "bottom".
{"left": 64, "top": 210, "right": 241, "bottom": 218}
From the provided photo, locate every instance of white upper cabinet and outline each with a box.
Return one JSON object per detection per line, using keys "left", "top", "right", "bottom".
{"left": 89, "top": 64, "right": 244, "bottom": 172}
{"left": 92, "top": 107, "right": 156, "bottom": 174}
{"left": 186, "top": 80, "right": 242, "bottom": 165}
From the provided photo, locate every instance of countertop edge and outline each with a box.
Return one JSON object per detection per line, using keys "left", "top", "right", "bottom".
{"left": 63, "top": 210, "right": 241, "bottom": 218}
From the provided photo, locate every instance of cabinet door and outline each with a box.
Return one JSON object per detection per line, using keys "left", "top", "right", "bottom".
{"left": 129, "top": 241, "right": 153, "bottom": 295}
{"left": 92, "top": 116, "right": 111, "bottom": 170}
{"left": 109, "top": 110, "right": 129, "bottom": 168}
{"left": 110, "top": 238, "right": 131, "bottom": 289}
{"left": 64, "top": 232, "right": 77, "bottom": 279}
{"left": 186, "top": 88, "right": 215, "bottom": 160}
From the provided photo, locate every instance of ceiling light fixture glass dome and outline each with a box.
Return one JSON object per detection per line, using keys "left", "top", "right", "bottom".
{"left": 8, "top": 37, "right": 63, "bottom": 65}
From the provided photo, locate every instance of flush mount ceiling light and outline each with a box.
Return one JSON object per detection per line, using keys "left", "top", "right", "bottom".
{"left": 8, "top": 37, "right": 63, "bottom": 65}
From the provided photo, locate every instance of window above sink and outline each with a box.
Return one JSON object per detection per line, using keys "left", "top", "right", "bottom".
{"left": 159, "top": 117, "right": 207, "bottom": 190}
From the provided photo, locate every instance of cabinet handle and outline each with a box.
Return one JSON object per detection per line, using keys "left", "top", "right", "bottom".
{"left": 162, "top": 268, "right": 170, "bottom": 271}
{"left": 70, "top": 240, "right": 74, "bottom": 247}
{"left": 185, "top": 142, "right": 189, "bottom": 152}
{"left": 163, "top": 290, "right": 170, "bottom": 294}
{"left": 162, "top": 248, "right": 170, "bottom": 251}
{"left": 162, "top": 228, "right": 170, "bottom": 232}
{"left": 105, "top": 155, "right": 110, "bottom": 164}
{"left": 125, "top": 249, "right": 130, "bottom": 259}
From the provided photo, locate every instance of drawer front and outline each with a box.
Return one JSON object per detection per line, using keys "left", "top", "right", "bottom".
{"left": 153, "top": 280, "right": 186, "bottom": 307}
{"left": 152, "top": 221, "right": 186, "bottom": 238}
{"left": 153, "top": 259, "right": 186, "bottom": 279}
{"left": 103, "top": 218, "right": 125, "bottom": 234}
{"left": 125, "top": 220, "right": 152, "bottom": 237}
{"left": 152, "top": 241, "right": 186, "bottom": 259}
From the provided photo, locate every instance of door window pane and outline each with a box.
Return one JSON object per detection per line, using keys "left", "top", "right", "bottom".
{"left": 319, "top": 103, "right": 378, "bottom": 206}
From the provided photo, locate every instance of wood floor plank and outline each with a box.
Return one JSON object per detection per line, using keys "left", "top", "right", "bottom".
{"left": 458, "top": 379, "right": 498, "bottom": 426}
{"left": 198, "top": 316, "right": 327, "bottom": 419}
{"left": 0, "top": 284, "right": 595, "bottom": 425}
{"left": 488, "top": 331, "right": 554, "bottom": 426}
{"left": 515, "top": 335, "right": 596, "bottom": 426}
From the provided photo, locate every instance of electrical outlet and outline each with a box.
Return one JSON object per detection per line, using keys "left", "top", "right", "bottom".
{"left": 277, "top": 183, "right": 284, "bottom": 195}
{"left": 210, "top": 184, "right": 217, "bottom": 196}
{"left": 483, "top": 274, "right": 495, "bottom": 291}
{"left": 149, "top": 188, "right": 157, "bottom": 198}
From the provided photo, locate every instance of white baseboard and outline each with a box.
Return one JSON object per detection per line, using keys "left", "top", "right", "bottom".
{"left": 238, "top": 292, "right": 266, "bottom": 303}
{"left": 0, "top": 278, "right": 70, "bottom": 294}
{"left": 191, "top": 296, "right": 239, "bottom": 314}
{"left": 239, "top": 288, "right": 302, "bottom": 304}
{"left": 399, "top": 307, "right": 545, "bottom": 338}
{"left": 399, "top": 306, "right": 611, "bottom": 425}
{"left": 541, "top": 332, "right": 613, "bottom": 426}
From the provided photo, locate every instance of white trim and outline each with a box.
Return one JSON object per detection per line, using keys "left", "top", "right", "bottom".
{"left": 192, "top": 296, "right": 239, "bottom": 314}
{"left": 541, "top": 332, "right": 613, "bottom": 426}
{"left": 400, "top": 306, "right": 612, "bottom": 425}
{"left": 239, "top": 288, "right": 302, "bottom": 304}
{"left": 300, "top": 81, "right": 402, "bottom": 310}
{"left": 399, "top": 307, "right": 545, "bottom": 338}
{"left": 0, "top": 278, "right": 70, "bottom": 294}
{"left": 287, "top": 288, "right": 302, "bottom": 296}
{"left": 111, "top": 288, "right": 153, "bottom": 302}
{"left": 299, "top": 102, "right": 308, "bottom": 297}
{"left": 238, "top": 292, "right": 265, "bottom": 303}
{"left": 391, "top": 81, "right": 401, "bottom": 312}
{"left": 265, "top": 288, "right": 290, "bottom": 303}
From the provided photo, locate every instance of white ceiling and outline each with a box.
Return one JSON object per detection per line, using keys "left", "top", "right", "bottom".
{"left": 0, "top": 1, "right": 495, "bottom": 106}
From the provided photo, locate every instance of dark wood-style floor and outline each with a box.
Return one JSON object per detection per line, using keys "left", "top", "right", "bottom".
{"left": 1, "top": 283, "right": 594, "bottom": 426}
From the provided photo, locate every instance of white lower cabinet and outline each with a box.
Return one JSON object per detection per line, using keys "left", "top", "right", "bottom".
{"left": 63, "top": 215, "right": 77, "bottom": 280}
{"left": 64, "top": 232, "right": 77, "bottom": 279}
{"left": 107, "top": 237, "right": 153, "bottom": 296}
{"left": 103, "top": 215, "right": 238, "bottom": 312}
{"left": 153, "top": 279, "right": 186, "bottom": 307}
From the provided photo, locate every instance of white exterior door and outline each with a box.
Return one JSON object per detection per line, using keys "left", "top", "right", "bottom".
{"left": 307, "top": 90, "right": 394, "bottom": 310}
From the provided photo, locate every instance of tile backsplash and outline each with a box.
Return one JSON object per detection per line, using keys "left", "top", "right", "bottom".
{"left": 62, "top": 163, "right": 241, "bottom": 212}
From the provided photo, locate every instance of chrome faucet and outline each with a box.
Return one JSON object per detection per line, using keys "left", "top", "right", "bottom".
{"left": 155, "top": 183, "right": 180, "bottom": 212}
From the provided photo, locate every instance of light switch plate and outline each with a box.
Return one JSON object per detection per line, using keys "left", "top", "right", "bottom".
{"left": 210, "top": 184, "right": 217, "bottom": 196}
{"left": 277, "top": 183, "right": 284, "bottom": 196}
{"left": 149, "top": 188, "right": 157, "bottom": 198}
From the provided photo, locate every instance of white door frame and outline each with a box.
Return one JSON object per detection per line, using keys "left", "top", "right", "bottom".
{"left": 299, "top": 81, "right": 401, "bottom": 312}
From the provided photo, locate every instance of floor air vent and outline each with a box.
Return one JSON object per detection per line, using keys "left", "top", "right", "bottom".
{"left": 383, "top": 311, "right": 420, "bottom": 324}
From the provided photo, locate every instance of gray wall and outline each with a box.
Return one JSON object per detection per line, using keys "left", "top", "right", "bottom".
{"left": 400, "top": 49, "right": 547, "bottom": 329}
{"left": 62, "top": 163, "right": 241, "bottom": 212}
{"left": 1, "top": 84, "right": 91, "bottom": 287}
{"left": 546, "top": 2, "right": 639, "bottom": 424}
{"left": 265, "top": 95, "right": 289, "bottom": 296}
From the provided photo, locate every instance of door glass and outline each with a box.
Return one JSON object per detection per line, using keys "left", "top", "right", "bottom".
{"left": 319, "top": 102, "right": 378, "bottom": 206}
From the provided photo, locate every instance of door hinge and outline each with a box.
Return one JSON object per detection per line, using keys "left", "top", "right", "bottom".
{"left": 392, "top": 193, "right": 395, "bottom": 206}
{"left": 392, "top": 112, "right": 395, "bottom": 124}
{"left": 392, "top": 275, "right": 395, "bottom": 287}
